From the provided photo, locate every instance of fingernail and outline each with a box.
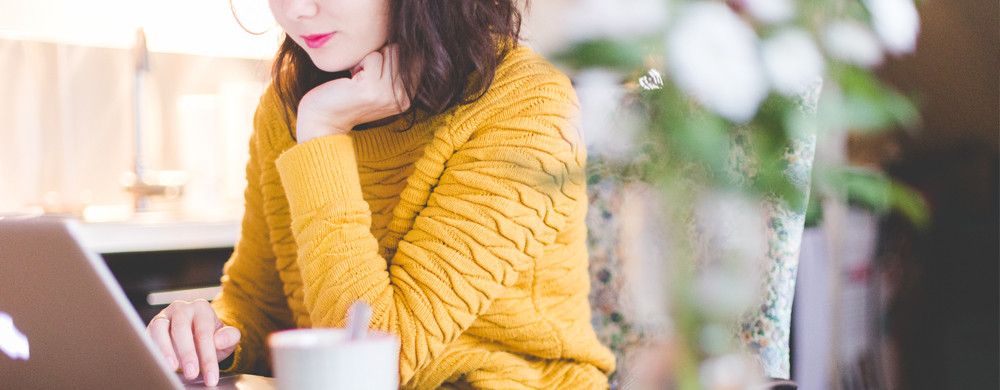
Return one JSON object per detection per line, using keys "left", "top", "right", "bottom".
{"left": 184, "top": 362, "right": 198, "bottom": 379}
{"left": 169, "top": 356, "right": 178, "bottom": 370}
{"left": 206, "top": 371, "right": 218, "bottom": 386}
{"left": 221, "top": 331, "right": 236, "bottom": 345}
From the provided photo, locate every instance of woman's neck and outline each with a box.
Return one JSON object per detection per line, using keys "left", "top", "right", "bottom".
{"left": 354, "top": 115, "right": 402, "bottom": 131}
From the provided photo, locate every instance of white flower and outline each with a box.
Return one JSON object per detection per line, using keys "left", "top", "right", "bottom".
{"left": 667, "top": 1, "right": 768, "bottom": 123}
{"left": 693, "top": 191, "right": 767, "bottom": 320}
{"left": 795, "top": 77, "right": 825, "bottom": 115}
{"left": 864, "top": 0, "right": 920, "bottom": 55}
{"left": 695, "top": 271, "right": 761, "bottom": 321}
{"left": 744, "top": 0, "right": 795, "bottom": 24}
{"left": 574, "top": 69, "right": 640, "bottom": 158}
{"left": 619, "top": 184, "right": 672, "bottom": 330}
{"left": 700, "top": 354, "right": 764, "bottom": 389}
{"left": 762, "top": 29, "right": 825, "bottom": 97}
{"left": 823, "top": 20, "right": 885, "bottom": 68}
{"left": 565, "top": 0, "right": 669, "bottom": 43}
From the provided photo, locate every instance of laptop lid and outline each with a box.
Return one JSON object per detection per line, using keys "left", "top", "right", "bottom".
{"left": 0, "top": 215, "right": 183, "bottom": 389}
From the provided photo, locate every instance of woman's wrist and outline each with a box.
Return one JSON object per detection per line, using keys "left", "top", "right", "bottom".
{"left": 295, "top": 110, "right": 353, "bottom": 143}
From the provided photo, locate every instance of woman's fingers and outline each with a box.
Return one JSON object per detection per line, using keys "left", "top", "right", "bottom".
{"left": 167, "top": 307, "right": 200, "bottom": 380}
{"left": 214, "top": 326, "right": 241, "bottom": 361}
{"left": 380, "top": 44, "right": 394, "bottom": 82}
{"left": 146, "top": 315, "right": 178, "bottom": 370}
{"left": 192, "top": 302, "right": 221, "bottom": 386}
{"left": 358, "top": 50, "right": 384, "bottom": 79}
{"left": 380, "top": 44, "right": 409, "bottom": 111}
{"left": 144, "top": 300, "right": 230, "bottom": 386}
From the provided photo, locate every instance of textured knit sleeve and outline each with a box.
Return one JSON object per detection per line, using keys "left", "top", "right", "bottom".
{"left": 273, "top": 71, "right": 584, "bottom": 385}
{"left": 211, "top": 99, "right": 295, "bottom": 375}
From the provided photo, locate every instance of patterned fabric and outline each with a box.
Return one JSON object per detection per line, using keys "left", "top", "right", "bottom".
{"left": 733, "top": 128, "right": 817, "bottom": 379}
{"left": 585, "top": 89, "right": 819, "bottom": 381}
{"left": 585, "top": 175, "right": 644, "bottom": 388}
{"left": 732, "top": 82, "right": 821, "bottom": 379}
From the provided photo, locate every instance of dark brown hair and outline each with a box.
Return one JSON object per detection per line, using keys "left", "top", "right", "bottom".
{"left": 271, "top": 0, "right": 528, "bottom": 138}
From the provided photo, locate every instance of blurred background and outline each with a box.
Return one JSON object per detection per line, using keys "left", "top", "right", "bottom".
{"left": 0, "top": 0, "right": 996, "bottom": 389}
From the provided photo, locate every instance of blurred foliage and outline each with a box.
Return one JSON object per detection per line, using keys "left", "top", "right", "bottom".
{"left": 549, "top": 0, "right": 928, "bottom": 386}
{"left": 825, "top": 65, "right": 922, "bottom": 133}
{"left": 806, "top": 166, "right": 931, "bottom": 228}
{"left": 555, "top": 33, "right": 927, "bottom": 228}
{"left": 550, "top": 38, "right": 650, "bottom": 70}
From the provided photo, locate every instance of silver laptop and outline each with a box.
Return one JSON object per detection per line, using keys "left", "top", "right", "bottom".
{"left": 0, "top": 215, "right": 273, "bottom": 389}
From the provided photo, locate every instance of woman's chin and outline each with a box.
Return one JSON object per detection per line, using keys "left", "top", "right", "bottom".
{"left": 308, "top": 57, "right": 353, "bottom": 74}
{"left": 314, "top": 62, "right": 349, "bottom": 73}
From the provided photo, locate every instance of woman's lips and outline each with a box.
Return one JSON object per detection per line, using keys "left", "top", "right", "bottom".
{"left": 302, "top": 32, "right": 335, "bottom": 49}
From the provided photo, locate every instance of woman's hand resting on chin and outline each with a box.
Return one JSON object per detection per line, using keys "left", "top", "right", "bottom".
{"left": 295, "top": 43, "right": 412, "bottom": 143}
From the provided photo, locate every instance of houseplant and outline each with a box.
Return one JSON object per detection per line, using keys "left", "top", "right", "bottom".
{"left": 545, "top": 0, "right": 927, "bottom": 387}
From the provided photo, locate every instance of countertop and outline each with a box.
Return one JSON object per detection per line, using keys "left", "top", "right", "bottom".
{"left": 75, "top": 219, "right": 240, "bottom": 254}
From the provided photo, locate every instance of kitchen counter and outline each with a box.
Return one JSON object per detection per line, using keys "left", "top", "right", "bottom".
{"left": 76, "top": 219, "right": 240, "bottom": 254}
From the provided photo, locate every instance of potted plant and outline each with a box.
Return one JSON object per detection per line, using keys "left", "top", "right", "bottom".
{"left": 536, "top": 0, "right": 928, "bottom": 387}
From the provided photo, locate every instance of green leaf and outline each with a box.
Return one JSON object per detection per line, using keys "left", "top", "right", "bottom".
{"left": 833, "top": 66, "right": 921, "bottom": 133}
{"left": 550, "top": 38, "right": 648, "bottom": 71}
{"left": 819, "top": 166, "right": 930, "bottom": 228}
{"left": 672, "top": 114, "right": 730, "bottom": 177}
{"left": 888, "top": 180, "right": 931, "bottom": 228}
{"left": 804, "top": 192, "right": 823, "bottom": 227}
{"left": 883, "top": 90, "right": 921, "bottom": 129}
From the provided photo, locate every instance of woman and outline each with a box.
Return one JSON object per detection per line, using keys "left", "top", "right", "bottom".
{"left": 146, "top": 0, "right": 614, "bottom": 388}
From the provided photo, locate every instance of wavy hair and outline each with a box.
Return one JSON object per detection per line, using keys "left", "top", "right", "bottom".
{"left": 270, "top": 0, "right": 528, "bottom": 138}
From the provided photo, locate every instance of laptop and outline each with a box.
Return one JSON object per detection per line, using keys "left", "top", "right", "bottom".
{"left": 0, "top": 215, "right": 274, "bottom": 389}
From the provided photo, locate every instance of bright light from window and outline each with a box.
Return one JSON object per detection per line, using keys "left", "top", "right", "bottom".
{"left": 0, "top": 0, "right": 282, "bottom": 59}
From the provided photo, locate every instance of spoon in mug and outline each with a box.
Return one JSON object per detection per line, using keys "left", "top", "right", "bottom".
{"left": 346, "top": 301, "right": 373, "bottom": 341}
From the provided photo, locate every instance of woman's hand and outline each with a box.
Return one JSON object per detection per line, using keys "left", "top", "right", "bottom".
{"left": 145, "top": 299, "right": 241, "bottom": 386}
{"left": 296, "top": 44, "right": 412, "bottom": 143}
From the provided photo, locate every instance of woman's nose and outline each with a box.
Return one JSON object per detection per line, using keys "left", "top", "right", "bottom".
{"left": 284, "top": 0, "right": 319, "bottom": 21}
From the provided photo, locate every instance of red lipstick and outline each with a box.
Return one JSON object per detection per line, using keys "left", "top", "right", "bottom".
{"left": 302, "top": 32, "right": 335, "bottom": 49}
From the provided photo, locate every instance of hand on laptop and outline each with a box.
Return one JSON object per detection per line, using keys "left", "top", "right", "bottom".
{"left": 145, "top": 299, "right": 241, "bottom": 387}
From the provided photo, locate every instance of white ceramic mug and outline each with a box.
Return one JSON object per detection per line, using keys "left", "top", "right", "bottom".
{"left": 268, "top": 328, "right": 400, "bottom": 390}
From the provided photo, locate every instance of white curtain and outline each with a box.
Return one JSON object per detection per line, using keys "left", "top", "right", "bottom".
{"left": 0, "top": 38, "right": 270, "bottom": 216}
{"left": 0, "top": 0, "right": 280, "bottom": 216}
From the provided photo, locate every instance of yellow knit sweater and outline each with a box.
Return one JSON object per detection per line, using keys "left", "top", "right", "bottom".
{"left": 211, "top": 44, "right": 615, "bottom": 389}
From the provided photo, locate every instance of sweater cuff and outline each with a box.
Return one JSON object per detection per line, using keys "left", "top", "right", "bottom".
{"left": 212, "top": 304, "right": 248, "bottom": 374}
{"left": 218, "top": 343, "right": 242, "bottom": 374}
{"left": 275, "top": 134, "right": 364, "bottom": 217}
